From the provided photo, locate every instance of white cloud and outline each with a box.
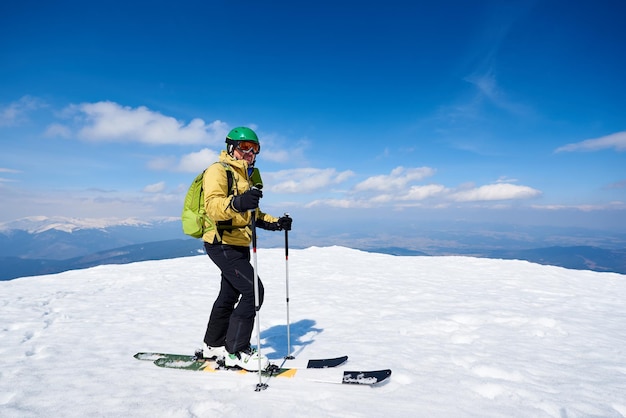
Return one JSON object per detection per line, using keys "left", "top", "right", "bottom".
{"left": 496, "top": 176, "right": 518, "bottom": 183}
{"left": 257, "top": 135, "right": 309, "bottom": 164}
{"left": 555, "top": 131, "right": 626, "bottom": 153}
{"left": 400, "top": 184, "right": 448, "bottom": 201}
{"left": 296, "top": 167, "right": 540, "bottom": 209}
{"left": 450, "top": 183, "right": 541, "bottom": 202}
{"left": 354, "top": 166, "right": 436, "bottom": 192}
{"left": 177, "top": 148, "right": 220, "bottom": 173}
{"left": 0, "top": 168, "right": 20, "bottom": 183}
{"left": 61, "top": 101, "right": 229, "bottom": 145}
{"left": 44, "top": 123, "right": 72, "bottom": 138}
{"left": 0, "top": 96, "right": 46, "bottom": 126}
{"left": 335, "top": 170, "right": 355, "bottom": 183}
{"left": 268, "top": 168, "right": 355, "bottom": 193}
{"left": 147, "top": 148, "right": 220, "bottom": 173}
{"left": 370, "top": 194, "right": 394, "bottom": 204}
{"left": 305, "top": 198, "right": 363, "bottom": 209}
{"left": 262, "top": 148, "right": 291, "bottom": 163}
{"left": 304, "top": 184, "right": 447, "bottom": 209}
{"left": 143, "top": 182, "right": 166, "bottom": 193}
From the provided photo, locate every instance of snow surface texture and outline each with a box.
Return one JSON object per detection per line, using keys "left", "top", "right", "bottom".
{"left": 1, "top": 246, "right": 625, "bottom": 418}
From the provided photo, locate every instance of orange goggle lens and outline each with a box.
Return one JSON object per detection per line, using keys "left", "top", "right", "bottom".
{"left": 237, "top": 141, "right": 260, "bottom": 154}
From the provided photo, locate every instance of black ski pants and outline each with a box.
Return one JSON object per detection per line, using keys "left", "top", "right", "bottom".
{"left": 203, "top": 243, "right": 264, "bottom": 353}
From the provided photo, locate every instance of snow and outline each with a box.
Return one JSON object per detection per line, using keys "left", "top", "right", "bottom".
{"left": 1, "top": 246, "right": 626, "bottom": 417}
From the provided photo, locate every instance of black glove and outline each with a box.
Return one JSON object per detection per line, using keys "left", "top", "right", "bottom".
{"left": 277, "top": 216, "right": 292, "bottom": 231}
{"left": 231, "top": 188, "right": 263, "bottom": 212}
{"left": 256, "top": 219, "right": 280, "bottom": 231}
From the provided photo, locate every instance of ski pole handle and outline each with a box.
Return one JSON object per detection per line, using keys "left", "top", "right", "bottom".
{"left": 283, "top": 213, "right": 290, "bottom": 257}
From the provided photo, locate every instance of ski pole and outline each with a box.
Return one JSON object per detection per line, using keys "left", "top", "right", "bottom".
{"left": 251, "top": 205, "right": 267, "bottom": 391}
{"left": 283, "top": 213, "right": 295, "bottom": 360}
{"left": 248, "top": 170, "right": 267, "bottom": 391}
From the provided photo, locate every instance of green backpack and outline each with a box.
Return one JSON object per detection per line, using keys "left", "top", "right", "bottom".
{"left": 181, "top": 162, "right": 234, "bottom": 238}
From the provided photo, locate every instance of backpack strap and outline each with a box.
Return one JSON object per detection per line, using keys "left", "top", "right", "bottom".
{"left": 220, "top": 162, "right": 234, "bottom": 196}
{"left": 213, "top": 162, "right": 236, "bottom": 242}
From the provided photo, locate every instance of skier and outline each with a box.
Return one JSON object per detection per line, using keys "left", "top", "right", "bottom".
{"left": 201, "top": 126, "right": 292, "bottom": 371}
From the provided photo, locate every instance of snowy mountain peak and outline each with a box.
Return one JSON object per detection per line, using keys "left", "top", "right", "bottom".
{"left": 0, "top": 216, "right": 178, "bottom": 234}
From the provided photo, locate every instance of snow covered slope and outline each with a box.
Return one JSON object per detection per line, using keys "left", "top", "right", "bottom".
{"left": 1, "top": 247, "right": 625, "bottom": 417}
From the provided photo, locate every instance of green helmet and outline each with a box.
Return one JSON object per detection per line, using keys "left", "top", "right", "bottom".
{"left": 226, "top": 127, "right": 259, "bottom": 144}
{"left": 225, "top": 126, "right": 260, "bottom": 156}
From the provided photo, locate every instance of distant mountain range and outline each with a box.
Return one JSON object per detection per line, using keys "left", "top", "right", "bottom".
{"left": 0, "top": 216, "right": 192, "bottom": 280}
{"left": 1, "top": 239, "right": 206, "bottom": 280}
{"left": 485, "top": 246, "right": 626, "bottom": 274}
{"left": 0, "top": 216, "right": 182, "bottom": 259}
{"left": 1, "top": 216, "right": 625, "bottom": 281}
{"left": 369, "top": 245, "right": 626, "bottom": 274}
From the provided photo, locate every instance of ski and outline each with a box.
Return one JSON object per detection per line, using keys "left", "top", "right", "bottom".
{"left": 134, "top": 352, "right": 391, "bottom": 386}
{"left": 133, "top": 352, "right": 348, "bottom": 369}
{"left": 299, "top": 356, "right": 349, "bottom": 369}
{"left": 322, "top": 369, "right": 392, "bottom": 385}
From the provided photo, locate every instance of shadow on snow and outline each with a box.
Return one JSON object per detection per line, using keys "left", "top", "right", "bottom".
{"left": 260, "top": 319, "right": 322, "bottom": 360}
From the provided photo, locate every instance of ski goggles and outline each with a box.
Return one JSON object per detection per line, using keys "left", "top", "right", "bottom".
{"left": 236, "top": 141, "right": 260, "bottom": 155}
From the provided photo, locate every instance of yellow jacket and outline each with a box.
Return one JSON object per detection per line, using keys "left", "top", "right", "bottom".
{"left": 202, "top": 151, "right": 277, "bottom": 246}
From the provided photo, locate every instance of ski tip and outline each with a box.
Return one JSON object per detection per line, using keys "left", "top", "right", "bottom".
{"left": 134, "top": 352, "right": 164, "bottom": 361}
{"left": 342, "top": 369, "right": 392, "bottom": 385}
{"left": 306, "top": 355, "right": 349, "bottom": 368}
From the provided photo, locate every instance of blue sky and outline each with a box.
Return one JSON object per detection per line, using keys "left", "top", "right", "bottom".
{"left": 1, "top": 0, "right": 625, "bottom": 234}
